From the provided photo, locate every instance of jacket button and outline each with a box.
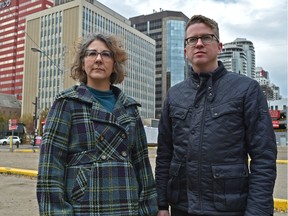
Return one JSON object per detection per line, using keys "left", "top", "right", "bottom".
{"left": 121, "top": 133, "right": 126, "bottom": 139}
{"left": 101, "top": 155, "right": 107, "bottom": 160}
{"left": 121, "top": 151, "right": 127, "bottom": 157}
{"left": 195, "top": 104, "right": 199, "bottom": 108}
{"left": 191, "top": 129, "right": 195, "bottom": 134}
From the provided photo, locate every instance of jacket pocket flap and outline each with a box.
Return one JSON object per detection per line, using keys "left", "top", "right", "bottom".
{"left": 212, "top": 163, "right": 248, "bottom": 179}
{"left": 169, "top": 162, "right": 182, "bottom": 176}
{"left": 169, "top": 106, "right": 189, "bottom": 119}
{"left": 210, "top": 100, "right": 242, "bottom": 119}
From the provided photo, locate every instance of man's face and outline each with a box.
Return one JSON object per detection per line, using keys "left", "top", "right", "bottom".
{"left": 184, "top": 23, "right": 222, "bottom": 73}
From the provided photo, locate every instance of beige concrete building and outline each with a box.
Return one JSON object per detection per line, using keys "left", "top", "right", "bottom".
{"left": 22, "top": 0, "right": 155, "bottom": 119}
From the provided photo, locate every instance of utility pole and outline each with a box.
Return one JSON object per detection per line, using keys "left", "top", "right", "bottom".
{"left": 32, "top": 97, "right": 38, "bottom": 146}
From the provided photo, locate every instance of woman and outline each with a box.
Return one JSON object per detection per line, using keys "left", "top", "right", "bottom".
{"left": 37, "top": 33, "right": 158, "bottom": 215}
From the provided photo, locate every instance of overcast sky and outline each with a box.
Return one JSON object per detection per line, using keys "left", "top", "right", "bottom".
{"left": 98, "top": 0, "right": 287, "bottom": 98}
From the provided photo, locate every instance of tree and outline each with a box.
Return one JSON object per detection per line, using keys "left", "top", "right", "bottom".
{"left": 19, "top": 113, "right": 34, "bottom": 135}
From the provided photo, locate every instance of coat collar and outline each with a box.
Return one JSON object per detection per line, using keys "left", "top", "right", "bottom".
{"left": 56, "top": 83, "right": 140, "bottom": 108}
{"left": 55, "top": 84, "right": 140, "bottom": 130}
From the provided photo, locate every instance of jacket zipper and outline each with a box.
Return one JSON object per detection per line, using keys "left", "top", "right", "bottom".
{"left": 198, "top": 90, "right": 208, "bottom": 213}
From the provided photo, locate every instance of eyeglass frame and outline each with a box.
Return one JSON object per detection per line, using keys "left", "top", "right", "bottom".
{"left": 84, "top": 49, "right": 114, "bottom": 60}
{"left": 185, "top": 34, "right": 219, "bottom": 46}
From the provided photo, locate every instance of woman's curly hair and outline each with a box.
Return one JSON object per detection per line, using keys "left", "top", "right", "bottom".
{"left": 71, "top": 33, "right": 128, "bottom": 84}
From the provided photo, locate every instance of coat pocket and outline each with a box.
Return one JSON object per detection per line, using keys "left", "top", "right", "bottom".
{"left": 211, "top": 163, "right": 249, "bottom": 211}
{"left": 66, "top": 165, "right": 91, "bottom": 202}
{"left": 167, "top": 162, "right": 182, "bottom": 204}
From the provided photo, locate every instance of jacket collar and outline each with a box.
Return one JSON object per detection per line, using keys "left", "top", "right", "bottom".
{"left": 191, "top": 61, "right": 227, "bottom": 84}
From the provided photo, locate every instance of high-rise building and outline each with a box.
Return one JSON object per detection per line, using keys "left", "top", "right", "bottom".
{"left": 255, "top": 66, "right": 281, "bottom": 100}
{"left": 218, "top": 43, "right": 248, "bottom": 76}
{"left": 22, "top": 0, "right": 155, "bottom": 119}
{"left": 223, "top": 38, "right": 255, "bottom": 78}
{"left": 0, "top": 0, "right": 54, "bottom": 100}
{"left": 130, "top": 10, "right": 189, "bottom": 118}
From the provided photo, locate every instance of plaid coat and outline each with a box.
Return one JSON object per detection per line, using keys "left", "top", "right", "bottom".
{"left": 37, "top": 84, "right": 158, "bottom": 216}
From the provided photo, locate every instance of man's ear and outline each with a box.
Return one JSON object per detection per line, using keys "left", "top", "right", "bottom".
{"left": 217, "top": 42, "right": 223, "bottom": 54}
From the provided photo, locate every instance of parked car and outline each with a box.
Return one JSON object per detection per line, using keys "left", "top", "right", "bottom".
{"left": 0, "top": 137, "right": 9, "bottom": 145}
{"left": 0, "top": 136, "right": 21, "bottom": 146}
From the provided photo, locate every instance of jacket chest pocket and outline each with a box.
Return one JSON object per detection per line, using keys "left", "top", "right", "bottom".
{"left": 209, "top": 100, "right": 243, "bottom": 133}
{"left": 212, "top": 163, "right": 249, "bottom": 211}
{"left": 169, "top": 106, "right": 189, "bottom": 129}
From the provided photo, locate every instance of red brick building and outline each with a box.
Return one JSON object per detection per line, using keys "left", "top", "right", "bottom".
{"left": 0, "top": 0, "right": 54, "bottom": 100}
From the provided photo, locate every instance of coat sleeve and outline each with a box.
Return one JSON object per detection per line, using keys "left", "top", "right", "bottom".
{"left": 155, "top": 95, "right": 174, "bottom": 210}
{"left": 132, "top": 111, "right": 158, "bottom": 216}
{"left": 243, "top": 81, "right": 277, "bottom": 216}
{"left": 37, "top": 99, "right": 73, "bottom": 215}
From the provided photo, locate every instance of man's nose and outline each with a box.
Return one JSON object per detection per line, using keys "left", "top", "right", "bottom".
{"left": 195, "top": 38, "right": 204, "bottom": 46}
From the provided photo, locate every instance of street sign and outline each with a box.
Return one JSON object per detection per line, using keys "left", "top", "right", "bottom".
{"left": 9, "top": 119, "right": 17, "bottom": 131}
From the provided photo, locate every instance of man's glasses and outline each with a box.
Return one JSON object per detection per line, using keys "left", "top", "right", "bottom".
{"left": 85, "top": 49, "right": 113, "bottom": 60}
{"left": 185, "top": 34, "right": 219, "bottom": 46}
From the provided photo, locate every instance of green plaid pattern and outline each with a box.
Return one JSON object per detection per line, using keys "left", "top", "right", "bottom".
{"left": 37, "top": 84, "right": 158, "bottom": 215}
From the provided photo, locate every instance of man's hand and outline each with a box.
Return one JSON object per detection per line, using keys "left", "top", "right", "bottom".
{"left": 157, "top": 210, "right": 170, "bottom": 216}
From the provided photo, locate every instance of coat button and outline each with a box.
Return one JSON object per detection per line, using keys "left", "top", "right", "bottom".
{"left": 121, "top": 151, "right": 127, "bottom": 157}
{"left": 99, "top": 135, "right": 105, "bottom": 141}
{"left": 101, "top": 155, "right": 107, "bottom": 160}
{"left": 121, "top": 133, "right": 126, "bottom": 139}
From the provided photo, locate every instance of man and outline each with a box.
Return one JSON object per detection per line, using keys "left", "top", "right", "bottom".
{"left": 155, "top": 15, "right": 277, "bottom": 216}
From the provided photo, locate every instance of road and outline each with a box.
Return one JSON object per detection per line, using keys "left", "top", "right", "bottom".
{"left": 0, "top": 145, "right": 287, "bottom": 216}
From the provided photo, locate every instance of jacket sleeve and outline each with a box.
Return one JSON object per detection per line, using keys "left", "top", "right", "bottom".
{"left": 243, "top": 81, "right": 277, "bottom": 216}
{"left": 37, "top": 99, "right": 73, "bottom": 215}
{"left": 155, "top": 95, "right": 174, "bottom": 210}
{"left": 132, "top": 111, "right": 158, "bottom": 216}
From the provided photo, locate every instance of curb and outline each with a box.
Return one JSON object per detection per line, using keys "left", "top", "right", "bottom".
{"left": 0, "top": 167, "right": 287, "bottom": 212}
{"left": 274, "top": 198, "right": 288, "bottom": 212}
{"left": 13, "top": 149, "right": 39, "bottom": 153}
{"left": 0, "top": 167, "right": 37, "bottom": 177}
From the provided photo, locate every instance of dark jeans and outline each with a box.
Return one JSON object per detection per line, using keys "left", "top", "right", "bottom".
{"left": 171, "top": 207, "right": 211, "bottom": 216}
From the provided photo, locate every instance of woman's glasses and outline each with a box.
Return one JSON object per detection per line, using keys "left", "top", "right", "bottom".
{"left": 85, "top": 49, "right": 113, "bottom": 60}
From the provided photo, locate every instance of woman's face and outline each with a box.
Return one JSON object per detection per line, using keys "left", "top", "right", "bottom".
{"left": 82, "top": 39, "right": 114, "bottom": 90}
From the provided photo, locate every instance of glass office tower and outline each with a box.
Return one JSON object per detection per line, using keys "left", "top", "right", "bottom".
{"left": 130, "top": 11, "right": 189, "bottom": 118}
